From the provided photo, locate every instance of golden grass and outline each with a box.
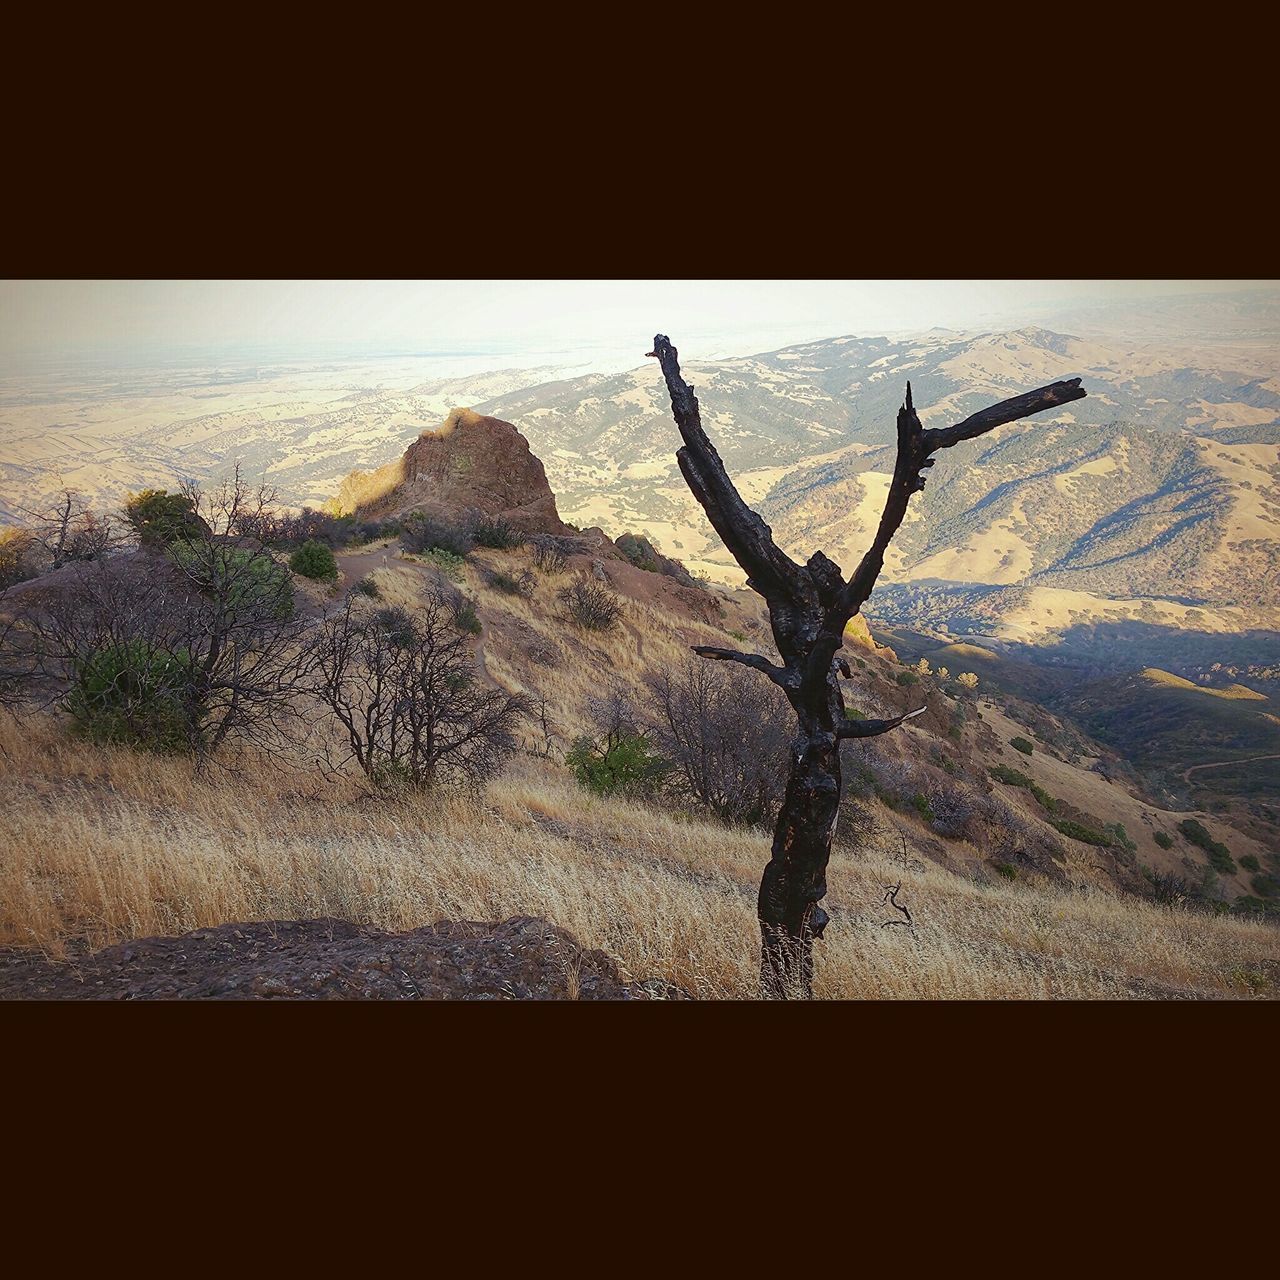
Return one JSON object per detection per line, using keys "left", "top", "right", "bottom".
{"left": 1, "top": 714, "right": 1275, "bottom": 998}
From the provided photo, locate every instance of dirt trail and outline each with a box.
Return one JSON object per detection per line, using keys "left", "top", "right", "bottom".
{"left": 1183, "top": 754, "right": 1280, "bottom": 783}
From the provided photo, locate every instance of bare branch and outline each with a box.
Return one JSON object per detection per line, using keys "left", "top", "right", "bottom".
{"left": 836, "top": 705, "right": 926, "bottom": 739}
{"left": 691, "top": 645, "right": 795, "bottom": 687}
{"left": 648, "top": 335, "right": 805, "bottom": 600}
{"left": 924, "top": 378, "right": 1086, "bottom": 453}
{"left": 840, "top": 378, "right": 1086, "bottom": 620}
{"left": 879, "top": 881, "right": 914, "bottom": 930}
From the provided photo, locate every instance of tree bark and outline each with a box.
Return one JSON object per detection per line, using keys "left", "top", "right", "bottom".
{"left": 649, "top": 334, "right": 1086, "bottom": 998}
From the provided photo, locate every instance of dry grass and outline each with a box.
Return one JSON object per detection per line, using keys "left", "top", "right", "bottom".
{"left": 1, "top": 714, "right": 1276, "bottom": 998}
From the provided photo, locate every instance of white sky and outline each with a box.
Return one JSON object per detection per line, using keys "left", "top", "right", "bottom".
{"left": 2, "top": 279, "right": 1276, "bottom": 368}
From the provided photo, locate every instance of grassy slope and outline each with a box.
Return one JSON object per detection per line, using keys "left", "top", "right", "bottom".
{"left": 3, "top": 708, "right": 1277, "bottom": 999}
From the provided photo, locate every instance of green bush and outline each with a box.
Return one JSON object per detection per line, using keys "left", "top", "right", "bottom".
{"left": 1104, "top": 822, "right": 1137, "bottom": 854}
{"left": 1153, "top": 830, "right": 1173, "bottom": 849}
{"left": 123, "top": 489, "right": 202, "bottom": 545}
{"left": 896, "top": 671, "right": 919, "bottom": 686}
{"left": 993, "top": 862, "right": 1017, "bottom": 880}
{"left": 1010, "top": 736, "right": 1034, "bottom": 756}
{"left": 68, "top": 641, "right": 198, "bottom": 752}
{"left": 451, "top": 599, "right": 482, "bottom": 636}
{"left": 408, "top": 547, "right": 466, "bottom": 581}
{"left": 566, "top": 731, "right": 667, "bottom": 798}
{"left": 289, "top": 539, "right": 338, "bottom": 581}
{"left": 989, "top": 764, "right": 1032, "bottom": 788}
{"left": 1052, "top": 819, "right": 1112, "bottom": 848}
{"left": 1029, "top": 783, "right": 1058, "bottom": 814}
{"left": 911, "top": 792, "right": 935, "bottom": 822}
{"left": 1232, "top": 895, "right": 1276, "bottom": 916}
{"left": 1239, "top": 854, "right": 1260, "bottom": 873}
{"left": 1251, "top": 873, "right": 1279, "bottom": 899}
{"left": 1178, "top": 818, "right": 1236, "bottom": 874}
{"left": 353, "top": 577, "right": 379, "bottom": 598}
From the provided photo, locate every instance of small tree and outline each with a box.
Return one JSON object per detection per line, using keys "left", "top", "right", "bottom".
{"left": 309, "top": 589, "right": 528, "bottom": 790}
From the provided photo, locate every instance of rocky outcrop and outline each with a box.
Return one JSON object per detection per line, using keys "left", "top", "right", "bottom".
{"left": 0, "top": 916, "right": 689, "bottom": 1001}
{"left": 332, "top": 408, "right": 573, "bottom": 536}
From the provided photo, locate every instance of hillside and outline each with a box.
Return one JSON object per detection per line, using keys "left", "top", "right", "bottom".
{"left": 474, "top": 329, "right": 1280, "bottom": 606}
{"left": 2, "top": 403, "right": 1277, "bottom": 998}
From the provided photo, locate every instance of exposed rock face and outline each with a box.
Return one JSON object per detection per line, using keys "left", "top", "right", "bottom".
{"left": 0, "top": 917, "right": 689, "bottom": 1001}
{"left": 332, "top": 408, "right": 572, "bottom": 536}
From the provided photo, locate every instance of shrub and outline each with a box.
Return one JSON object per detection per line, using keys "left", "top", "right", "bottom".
{"left": 472, "top": 516, "right": 525, "bottom": 550}
{"left": 955, "top": 671, "right": 979, "bottom": 689}
{"left": 911, "top": 792, "right": 935, "bottom": 822}
{"left": 486, "top": 568, "right": 534, "bottom": 596}
{"left": 1232, "top": 896, "right": 1276, "bottom": 917}
{"left": 1239, "top": 853, "right": 1260, "bottom": 873}
{"left": 309, "top": 589, "right": 527, "bottom": 790}
{"left": 993, "top": 862, "right": 1017, "bottom": 880}
{"left": 353, "top": 577, "right": 380, "bottom": 598}
{"left": 566, "top": 731, "right": 668, "bottom": 798}
{"left": 559, "top": 580, "right": 622, "bottom": 631}
{"left": 1029, "top": 783, "right": 1058, "bottom": 813}
{"left": 1153, "top": 830, "right": 1173, "bottom": 849}
{"left": 530, "top": 536, "right": 571, "bottom": 575}
{"left": 409, "top": 547, "right": 466, "bottom": 581}
{"left": 123, "top": 489, "right": 204, "bottom": 546}
{"left": 1178, "top": 818, "right": 1236, "bottom": 873}
{"left": 1010, "top": 736, "right": 1034, "bottom": 756}
{"left": 451, "top": 598, "right": 482, "bottom": 636}
{"left": 68, "top": 640, "right": 198, "bottom": 752}
{"left": 289, "top": 539, "right": 339, "bottom": 581}
{"left": 1052, "top": 819, "right": 1112, "bottom": 847}
{"left": 648, "top": 657, "right": 791, "bottom": 827}
{"left": 1251, "top": 873, "right": 1279, "bottom": 899}
{"left": 896, "top": 671, "right": 919, "bottom": 686}
{"left": 400, "top": 513, "right": 473, "bottom": 558}
{"left": 989, "top": 763, "right": 1033, "bottom": 788}
{"left": 1104, "top": 822, "right": 1137, "bottom": 854}
{"left": 565, "top": 688, "right": 668, "bottom": 800}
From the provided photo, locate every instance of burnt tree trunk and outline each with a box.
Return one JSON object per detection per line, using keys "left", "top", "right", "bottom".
{"left": 649, "top": 334, "right": 1086, "bottom": 998}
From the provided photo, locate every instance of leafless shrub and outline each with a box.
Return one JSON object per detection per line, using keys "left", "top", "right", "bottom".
{"left": 647, "top": 656, "right": 791, "bottom": 826}
{"left": 13, "top": 488, "right": 116, "bottom": 571}
{"left": 558, "top": 579, "right": 622, "bottom": 632}
{"left": 307, "top": 587, "right": 528, "bottom": 791}
{"left": 531, "top": 536, "right": 571, "bottom": 575}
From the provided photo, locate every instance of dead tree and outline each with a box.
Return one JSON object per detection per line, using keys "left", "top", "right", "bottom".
{"left": 649, "top": 333, "right": 1085, "bottom": 998}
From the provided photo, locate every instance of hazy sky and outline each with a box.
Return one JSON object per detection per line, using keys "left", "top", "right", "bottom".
{"left": 2, "top": 279, "right": 1276, "bottom": 368}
